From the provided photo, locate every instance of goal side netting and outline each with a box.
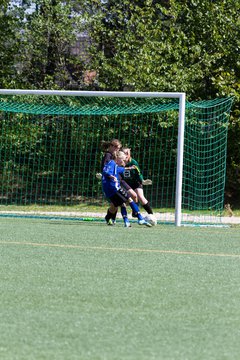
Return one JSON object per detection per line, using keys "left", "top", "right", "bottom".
{"left": 0, "top": 90, "right": 234, "bottom": 225}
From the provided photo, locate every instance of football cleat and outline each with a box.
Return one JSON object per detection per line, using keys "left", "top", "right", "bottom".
{"left": 138, "top": 219, "right": 152, "bottom": 227}
{"left": 124, "top": 220, "right": 131, "bottom": 228}
{"left": 144, "top": 214, "right": 157, "bottom": 226}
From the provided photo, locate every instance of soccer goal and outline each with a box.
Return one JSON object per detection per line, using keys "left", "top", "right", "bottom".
{"left": 0, "top": 89, "right": 234, "bottom": 226}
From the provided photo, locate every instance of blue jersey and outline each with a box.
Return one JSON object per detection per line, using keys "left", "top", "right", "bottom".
{"left": 102, "top": 160, "right": 125, "bottom": 198}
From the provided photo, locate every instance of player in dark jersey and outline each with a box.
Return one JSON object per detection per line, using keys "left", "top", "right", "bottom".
{"left": 102, "top": 151, "right": 152, "bottom": 227}
{"left": 121, "top": 148, "right": 154, "bottom": 217}
{"left": 100, "top": 139, "right": 122, "bottom": 171}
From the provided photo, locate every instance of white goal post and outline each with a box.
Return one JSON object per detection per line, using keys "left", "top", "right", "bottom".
{"left": 0, "top": 89, "right": 186, "bottom": 226}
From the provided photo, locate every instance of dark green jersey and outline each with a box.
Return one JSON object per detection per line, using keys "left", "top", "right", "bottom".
{"left": 122, "top": 158, "right": 144, "bottom": 189}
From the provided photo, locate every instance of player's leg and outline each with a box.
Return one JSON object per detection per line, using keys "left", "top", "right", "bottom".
{"left": 135, "top": 187, "right": 153, "bottom": 214}
{"left": 109, "top": 190, "right": 131, "bottom": 228}
{"left": 120, "top": 180, "right": 138, "bottom": 219}
{"left": 128, "top": 198, "right": 152, "bottom": 227}
{"left": 121, "top": 179, "right": 138, "bottom": 202}
{"left": 109, "top": 203, "right": 118, "bottom": 224}
{"left": 127, "top": 188, "right": 138, "bottom": 203}
{"left": 120, "top": 204, "right": 131, "bottom": 227}
{"left": 127, "top": 188, "right": 139, "bottom": 218}
{"left": 105, "top": 203, "right": 118, "bottom": 225}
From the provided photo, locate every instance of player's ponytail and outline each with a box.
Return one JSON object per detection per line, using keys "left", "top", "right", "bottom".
{"left": 101, "top": 140, "right": 111, "bottom": 151}
{"left": 101, "top": 139, "right": 122, "bottom": 151}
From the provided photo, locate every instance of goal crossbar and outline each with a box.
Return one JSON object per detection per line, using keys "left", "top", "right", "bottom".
{"left": 0, "top": 89, "right": 185, "bottom": 99}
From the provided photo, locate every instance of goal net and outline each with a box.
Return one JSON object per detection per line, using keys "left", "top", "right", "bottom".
{"left": 0, "top": 90, "right": 233, "bottom": 226}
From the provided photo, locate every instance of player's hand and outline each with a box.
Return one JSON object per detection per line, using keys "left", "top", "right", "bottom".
{"left": 142, "top": 179, "right": 152, "bottom": 185}
{"left": 109, "top": 175, "right": 117, "bottom": 182}
{"left": 96, "top": 173, "right": 102, "bottom": 180}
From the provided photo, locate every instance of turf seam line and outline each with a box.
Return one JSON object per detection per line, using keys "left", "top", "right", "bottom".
{"left": 1, "top": 241, "right": 240, "bottom": 258}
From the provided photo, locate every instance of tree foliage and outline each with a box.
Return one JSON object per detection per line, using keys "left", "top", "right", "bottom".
{"left": 0, "top": 0, "right": 239, "bottom": 202}
{"left": 19, "top": 0, "right": 85, "bottom": 89}
{"left": 86, "top": 0, "right": 239, "bottom": 98}
{"left": 0, "top": 1, "right": 22, "bottom": 87}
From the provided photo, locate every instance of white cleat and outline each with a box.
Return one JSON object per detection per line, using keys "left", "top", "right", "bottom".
{"left": 138, "top": 219, "right": 152, "bottom": 227}
{"left": 124, "top": 220, "right": 131, "bottom": 228}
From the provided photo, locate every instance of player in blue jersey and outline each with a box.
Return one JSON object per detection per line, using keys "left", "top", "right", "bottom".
{"left": 99, "top": 139, "right": 122, "bottom": 225}
{"left": 99, "top": 139, "right": 137, "bottom": 225}
{"left": 102, "top": 151, "right": 152, "bottom": 227}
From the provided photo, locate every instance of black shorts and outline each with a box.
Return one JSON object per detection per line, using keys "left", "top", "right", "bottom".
{"left": 109, "top": 187, "right": 130, "bottom": 207}
{"left": 125, "top": 181, "right": 143, "bottom": 191}
{"left": 133, "top": 182, "right": 143, "bottom": 190}
{"left": 120, "top": 179, "right": 131, "bottom": 191}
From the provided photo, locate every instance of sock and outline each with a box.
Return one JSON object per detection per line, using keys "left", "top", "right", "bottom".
{"left": 130, "top": 202, "right": 143, "bottom": 220}
{"left": 131, "top": 203, "right": 139, "bottom": 217}
{"left": 111, "top": 210, "right": 118, "bottom": 221}
{"left": 105, "top": 209, "right": 112, "bottom": 221}
{"left": 121, "top": 206, "right": 128, "bottom": 222}
{"left": 143, "top": 202, "right": 153, "bottom": 214}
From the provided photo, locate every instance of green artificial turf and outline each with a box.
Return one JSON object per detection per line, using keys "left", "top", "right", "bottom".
{"left": 0, "top": 218, "right": 240, "bottom": 359}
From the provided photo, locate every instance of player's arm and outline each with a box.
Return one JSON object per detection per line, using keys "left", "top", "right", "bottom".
{"left": 131, "top": 159, "right": 144, "bottom": 182}
{"left": 130, "top": 159, "right": 152, "bottom": 185}
{"left": 104, "top": 162, "right": 125, "bottom": 184}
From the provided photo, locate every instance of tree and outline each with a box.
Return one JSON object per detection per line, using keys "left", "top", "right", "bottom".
{"left": 85, "top": 0, "right": 239, "bottom": 98}
{"left": 0, "top": 0, "right": 239, "bottom": 202}
{"left": 16, "top": 0, "right": 86, "bottom": 89}
{"left": 83, "top": 0, "right": 239, "bottom": 202}
{"left": 0, "top": 0, "right": 22, "bottom": 87}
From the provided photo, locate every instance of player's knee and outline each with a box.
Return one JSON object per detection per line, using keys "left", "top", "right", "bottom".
{"left": 133, "top": 195, "right": 138, "bottom": 202}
